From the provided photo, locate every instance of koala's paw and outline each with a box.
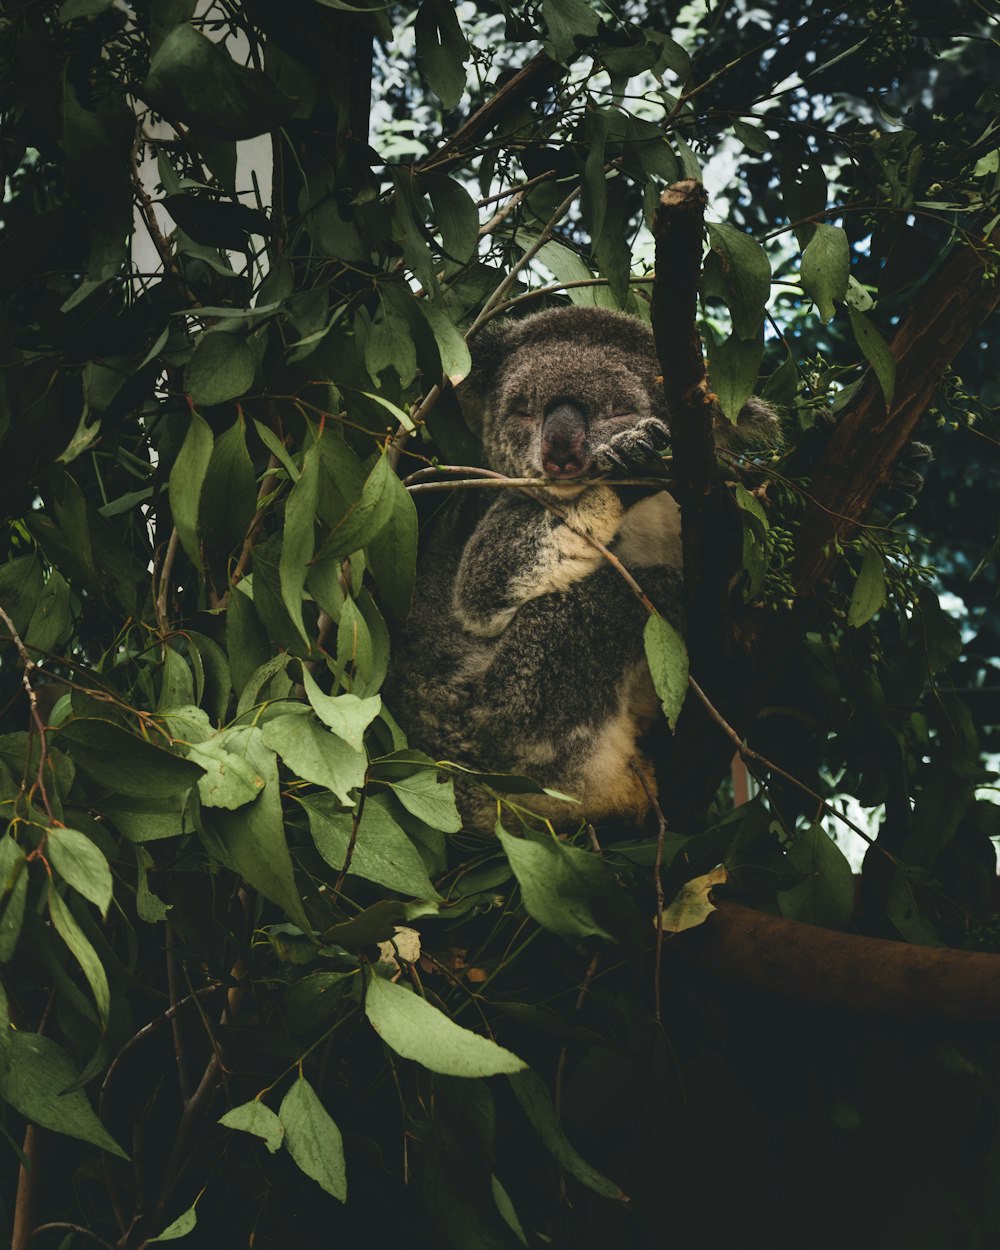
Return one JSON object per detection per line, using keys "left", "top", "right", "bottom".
{"left": 592, "top": 416, "right": 671, "bottom": 475}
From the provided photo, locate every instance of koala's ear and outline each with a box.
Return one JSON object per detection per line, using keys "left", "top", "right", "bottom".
{"left": 456, "top": 319, "right": 515, "bottom": 433}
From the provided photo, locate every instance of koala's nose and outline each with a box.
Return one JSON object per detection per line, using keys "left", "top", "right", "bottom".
{"left": 541, "top": 400, "right": 588, "bottom": 478}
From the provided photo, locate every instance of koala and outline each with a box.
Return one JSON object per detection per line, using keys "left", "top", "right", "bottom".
{"left": 385, "top": 306, "right": 777, "bottom": 833}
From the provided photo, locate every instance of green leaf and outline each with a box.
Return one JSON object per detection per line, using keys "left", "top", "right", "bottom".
{"left": 364, "top": 972, "right": 526, "bottom": 1076}
{"left": 800, "top": 223, "right": 850, "bottom": 324}
{"left": 168, "top": 409, "right": 214, "bottom": 567}
{"left": 778, "top": 824, "right": 855, "bottom": 930}
{"left": 134, "top": 845, "right": 171, "bottom": 922}
{"left": 425, "top": 175, "right": 479, "bottom": 265}
{"left": 189, "top": 729, "right": 268, "bottom": 810}
{"left": 706, "top": 222, "right": 771, "bottom": 341}
{"left": 48, "top": 885, "right": 111, "bottom": 1030}
{"left": 497, "top": 829, "right": 633, "bottom": 945}
{"left": 323, "top": 899, "right": 434, "bottom": 948}
{"left": 147, "top": 1205, "right": 198, "bottom": 1242}
{"left": 46, "top": 827, "right": 113, "bottom": 917}
{"left": 711, "top": 330, "right": 764, "bottom": 424}
{"left": 847, "top": 307, "right": 896, "bottom": 409}
{"left": 0, "top": 1031, "right": 127, "bottom": 1158}
{"left": 318, "top": 451, "right": 395, "bottom": 562}
{"left": 301, "top": 670, "right": 380, "bottom": 751}
{"left": 508, "top": 1069, "right": 625, "bottom": 1200}
{"left": 419, "top": 301, "right": 473, "bottom": 386}
{"left": 200, "top": 727, "right": 311, "bottom": 932}
{"left": 848, "top": 547, "right": 887, "bottom": 628}
{"left": 279, "top": 1076, "right": 347, "bottom": 1202}
{"left": 24, "top": 571, "right": 70, "bottom": 656}
{"left": 200, "top": 418, "right": 257, "bottom": 556}
{"left": 262, "top": 713, "right": 367, "bottom": 807}
{"left": 415, "top": 0, "right": 469, "bottom": 110}
{"left": 279, "top": 442, "right": 320, "bottom": 647}
{"left": 103, "top": 796, "right": 187, "bottom": 843}
{"left": 643, "top": 613, "right": 688, "bottom": 731}
{"left": 0, "top": 837, "right": 28, "bottom": 962}
{"left": 300, "top": 792, "right": 442, "bottom": 899}
{"left": 58, "top": 719, "right": 205, "bottom": 798}
{"left": 543, "top": 0, "right": 600, "bottom": 61}
{"left": 366, "top": 462, "right": 419, "bottom": 620}
{"left": 377, "top": 769, "right": 461, "bottom": 832}
{"left": 185, "top": 332, "right": 256, "bottom": 407}
{"left": 143, "top": 23, "right": 296, "bottom": 139}
{"left": 219, "top": 1098, "right": 284, "bottom": 1153}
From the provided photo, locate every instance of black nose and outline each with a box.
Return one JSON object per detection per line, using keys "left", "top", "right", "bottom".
{"left": 541, "top": 401, "right": 588, "bottom": 478}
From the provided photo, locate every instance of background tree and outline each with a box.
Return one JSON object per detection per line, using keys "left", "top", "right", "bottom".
{"left": 0, "top": 1, "right": 997, "bottom": 1247}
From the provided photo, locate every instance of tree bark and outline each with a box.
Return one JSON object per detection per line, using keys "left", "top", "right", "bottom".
{"left": 674, "top": 898, "right": 1000, "bottom": 1019}
{"left": 793, "top": 225, "right": 1000, "bottom": 595}
{"left": 649, "top": 180, "right": 753, "bottom": 828}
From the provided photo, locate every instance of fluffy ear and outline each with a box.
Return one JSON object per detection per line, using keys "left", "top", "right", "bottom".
{"left": 456, "top": 319, "right": 516, "bottom": 433}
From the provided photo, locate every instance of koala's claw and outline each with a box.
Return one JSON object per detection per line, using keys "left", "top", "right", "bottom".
{"left": 592, "top": 416, "right": 671, "bottom": 475}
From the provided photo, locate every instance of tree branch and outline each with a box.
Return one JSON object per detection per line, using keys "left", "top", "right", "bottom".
{"left": 649, "top": 179, "right": 750, "bottom": 827}
{"left": 793, "top": 223, "right": 1000, "bottom": 595}
{"left": 674, "top": 898, "right": 1000, "bottom": 1019}
{"left": 418, "top": 53, "right": 563, "bottom": 177}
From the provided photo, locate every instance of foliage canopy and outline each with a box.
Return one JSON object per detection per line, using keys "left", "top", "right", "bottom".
{"left": 0, "top": 0, "right": 998, "bottom": 1246}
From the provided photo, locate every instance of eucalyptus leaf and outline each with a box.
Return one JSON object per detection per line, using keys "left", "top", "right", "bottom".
{"left": 219, "top": 1098, "right": 284, "bottom": 1153}
{"left": 168, "top": 410, "right": 213, "bottom": 567}
{"left": 143, "top": 23, "right": 296, "bottom": 139}
{"left": 365, "top": 972, "right": 526, "bottom": 1076}
{"left": 0, "top": 1031, "right": 127, "bottom": 1158}
{"left": 48, "top": 885, "right": 111, "bottom": 1030}
{"left": 58, "top": 719, "right": 205, "bottom": 798}
{"left": 279, "top": 1076, "right": 347, "bottom": 1201}
{"left": 848, "top": 547, "right": 887, "bottom": 628}
{"left": 848, "top": 306, "right": 896, "bottom": 409}
{"left": 185, "top": 332, "right": 256, "bottom": 407}
{"left": 800, "top": 222, "right": 850, "bottom": 323}
{"left": 262, "top": 712, "right": 367, "bottom": 807}
{"left": 644, "top": 612, "right": 688, "bottom": 731}
{"left": 47, "top": 826, "right": 113, "bottom": 917}
{"left": 300, "top": 791, "right": 442, "bottom": 899}
{"left": 508, "top": 1069, "right": 624, "bottom": 1199}
{"left": 279, "top": 441, "right": 320, "bottom": 647}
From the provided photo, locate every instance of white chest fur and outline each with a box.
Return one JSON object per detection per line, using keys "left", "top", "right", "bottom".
{"left": 613, "top": 490, "right": 682, "bottom": 570}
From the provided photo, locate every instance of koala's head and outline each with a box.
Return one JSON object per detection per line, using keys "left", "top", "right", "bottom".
{"left": 460, "top": 307, "right": 666, "bottom": 483}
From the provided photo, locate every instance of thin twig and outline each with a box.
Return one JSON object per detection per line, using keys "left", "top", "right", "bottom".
{"left": 154, "top": 529, "right": 180, "bottom": 637}
{"left": 633, "top": 763, "right": 668, "bottom": 1028}
{"left": 27, "top": 1224, "right": 115, "bottom": 1250}
{"left": 0, "top": 604, "right": 55, "bottom": 823}
{"left": 685, "top": 675, "right": 886, "bottom": 853}
{"left": 164, "top": 922, "right": 194, "bottom": 1105}
{"left": 466, "top": 185, "right": 582, "bottom": 339}
{"left": 405, "top": 474, "right": 669, "bottom": 493}
{"left": 333, "top": 786, "right": 367, "bottom": 899}
{"left": 488, "top": 274, "right": 655, "bottom": 318}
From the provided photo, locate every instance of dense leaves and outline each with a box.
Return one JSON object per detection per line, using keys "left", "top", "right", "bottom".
{"left": 0, "top": 0, "right": 996, "bottom": 1246}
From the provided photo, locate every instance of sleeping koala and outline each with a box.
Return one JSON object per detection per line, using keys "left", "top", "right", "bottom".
{"left": 386, "top": 306, "right": 775, "bottom": 832}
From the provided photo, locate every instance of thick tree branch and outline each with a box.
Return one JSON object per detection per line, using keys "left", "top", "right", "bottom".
{"left": 675, "top": 898, "right": 1000, "bottom": 1019}
{"left": 649, "top": 179, "right": 751, "bottom": 827}
{"left": 793, "top": 224, "right": 1000, "bottom": 595}
{"left": 418, "top": 53, "right": 563, "bottom": 177}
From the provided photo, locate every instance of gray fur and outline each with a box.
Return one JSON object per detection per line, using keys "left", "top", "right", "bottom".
{"left": 386, "top": 307, "right": 775, "bottom": 832}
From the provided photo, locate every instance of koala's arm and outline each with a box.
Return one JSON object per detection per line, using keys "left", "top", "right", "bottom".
{"left": 453, "top": 487, "right": 624, "bottom": 637}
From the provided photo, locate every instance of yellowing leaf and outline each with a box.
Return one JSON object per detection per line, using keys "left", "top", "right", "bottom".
{"left": 661, "top": 864, "right": 727, "bottom": 934}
